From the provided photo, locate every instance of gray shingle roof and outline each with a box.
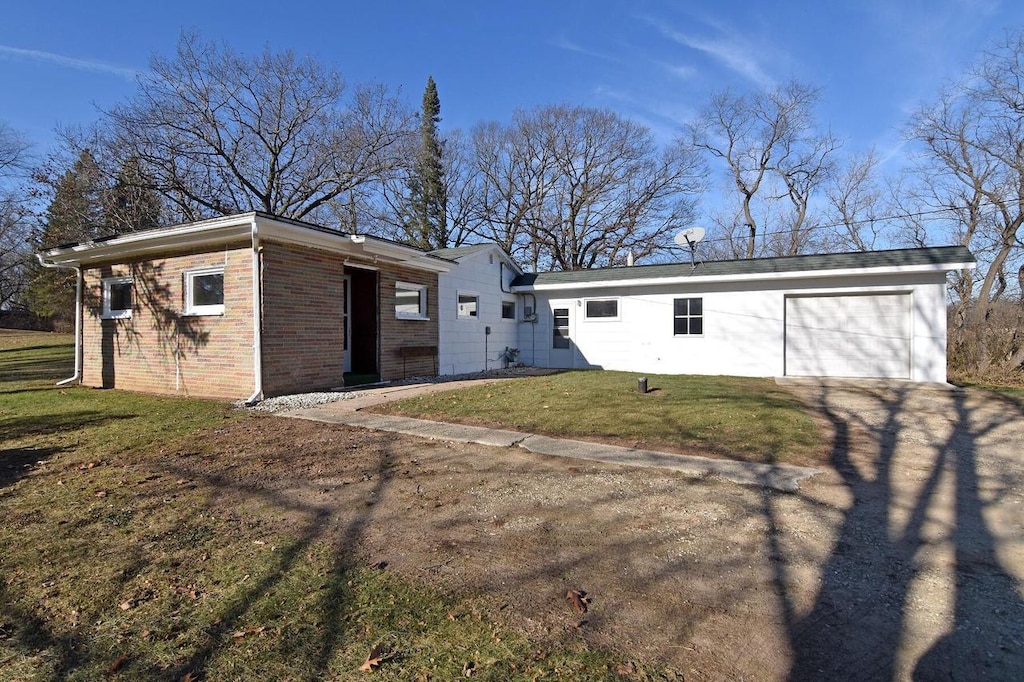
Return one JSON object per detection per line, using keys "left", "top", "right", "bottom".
{"left": 511, "top": 245, "right": 975, "bottom": 287}
{"left": 427, "top": 243, "right": 496, "bottom": 260}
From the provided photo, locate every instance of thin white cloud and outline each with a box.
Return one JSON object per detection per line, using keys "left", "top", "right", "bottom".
{"left": 0, "top": 44, "right": 138, "bottom": 80}
{"left": 657, "top": 61, "right": 698, "bottom": 80}
{"left": 549, "top": 35, "right": 623, "bottom": 65}
{"left": 647, "top": 18, "right": 775, "bottom": 89}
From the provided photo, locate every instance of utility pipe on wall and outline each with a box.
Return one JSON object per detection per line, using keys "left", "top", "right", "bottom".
{"left": 35, "top": 256, "right": 82, "bottom": 386}
{"left": 244, "top": 216, "right": 264, "bottom": 405}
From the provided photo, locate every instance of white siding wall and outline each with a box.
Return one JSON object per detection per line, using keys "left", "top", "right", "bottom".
{"left": 438, "top": 248, "right": 520, "bottom": 374}
{"left": 518, "top": 271, "right": 949, "bottom": 382}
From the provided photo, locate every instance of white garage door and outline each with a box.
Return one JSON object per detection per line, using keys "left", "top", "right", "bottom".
{"left": 785, "top": 294, "right": 912, "bottom": 378}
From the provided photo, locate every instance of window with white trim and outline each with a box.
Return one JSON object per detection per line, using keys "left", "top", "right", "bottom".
{"left": 673, "top": 297, "right": 703, "bottom": 335}
{"left": 584, "top": 298, "right": 619, "bottom": 320}
{"left": 395, "top": 282, "right": 428, "bottom": 319}
{"left": 457, "top": 292, "right": 479, "bottom": 319}
{"left": 501, "top": 300, "right": 516, "bottom": 320}
{"left": 184, "top": 267, "right": 225, "bottom": 316}
{"left": 102, "top": 276, "right": 133, "bottom": 319}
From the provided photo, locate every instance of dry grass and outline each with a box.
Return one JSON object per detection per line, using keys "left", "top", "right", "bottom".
{"left": 0, "top": 331, "right": 674, "bottom": 680}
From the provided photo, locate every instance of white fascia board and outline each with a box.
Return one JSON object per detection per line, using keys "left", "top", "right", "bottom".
{"left": 347, "top": 235, "right": 454, "bottom": 273}
{"left": 38, "top": 214, "right": 259, "bottom": 266}
{"left": 38, "top": 212, "right": 453, "bottom": 273}
{"left": 511, "top": 260, "right": 976, "bottom": 293}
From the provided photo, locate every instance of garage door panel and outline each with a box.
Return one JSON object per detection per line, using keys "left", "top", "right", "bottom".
{"left": 786, "top": 294, "right": 911, "bottom": 378}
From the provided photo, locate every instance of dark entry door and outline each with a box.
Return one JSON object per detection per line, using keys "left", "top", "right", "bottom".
{"left": 347, "top": 267, "right": 378, "bottom": 375}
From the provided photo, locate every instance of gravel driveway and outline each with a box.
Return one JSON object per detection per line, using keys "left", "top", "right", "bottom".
{"left": 204, "top": 380, "right": 1022, "bottom": 680}
{"left": 775, "top": 380, "right": 1024, "bottom": 681}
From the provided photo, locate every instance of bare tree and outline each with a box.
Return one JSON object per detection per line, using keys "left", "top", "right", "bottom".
{"left": 907, "top": 30, "right": 1024, "bottom": 378}
{"left": 0, "top": 123, "right": 30, "bottom": 177}
{"left": 823, "top": 150, "right": 894, "bottom": 251}
{"left": 335, "top": 127, "right": 477, "bottom": 249}
{"left": 688, "top": 81, "right": 838, "bottom": 258}
{"left": 471, "top": 105, "right": 704, "bottom": 271}
{"left": 469, "top": 118, "right": 554, "bottom": 269}
{"left": 103, "top": 32, "right": 413, "bottom": 223}
{"left": 0, "top": 123, "right": 33, "bottom": 312}
{"left": 437, "top": 129, "right": 480, "bottom": 248}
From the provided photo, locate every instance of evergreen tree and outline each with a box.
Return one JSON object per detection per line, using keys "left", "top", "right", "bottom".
{"left": 26, "top": 150, "right": 106, "bottom": 328}
{"left": 104, "top": 156, "right": 162, "bottom": 231}
{"left": 406, "top": 76, "right": 448, "bottom": 249}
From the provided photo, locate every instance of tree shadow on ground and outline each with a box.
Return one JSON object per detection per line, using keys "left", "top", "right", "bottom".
{"left": 776, "top": 384, "right": 1024, "bottom": 680}
{"left": 0, "top": 445, "right": 66, "bottom": 489}
{"left": 155, "top": 444, "right": 396, "bottom": 680}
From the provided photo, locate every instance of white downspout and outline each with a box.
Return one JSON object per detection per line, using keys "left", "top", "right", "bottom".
{"left": 245, "top": 217, "right": 263, "bottom": 405}
{"left": 34, "top": 255, "right": 82, "bottom": 386}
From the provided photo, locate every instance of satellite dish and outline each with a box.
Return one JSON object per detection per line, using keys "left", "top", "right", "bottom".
{"left": 673, "top": 227, "right": 706, "bottom": 268}
{"left": 673, "top": 227, "right": 706, "bottom": 248}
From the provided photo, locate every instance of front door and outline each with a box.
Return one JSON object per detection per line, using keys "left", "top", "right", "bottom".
{"left": 549, "top": 302, "right": 575, "bottom": 368}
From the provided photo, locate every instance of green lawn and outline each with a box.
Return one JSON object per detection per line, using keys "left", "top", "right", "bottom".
{"left": 0, "top": 331, "right": 668, "bottom": 680}
{"left": 372, "top": 370, "right": 822, "bottom": 465}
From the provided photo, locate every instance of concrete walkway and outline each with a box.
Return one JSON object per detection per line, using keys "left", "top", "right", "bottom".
{"left": 281, "top": 379, "right": 821, "bottom": 493}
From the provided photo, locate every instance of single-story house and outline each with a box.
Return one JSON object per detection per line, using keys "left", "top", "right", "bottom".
{"left": 508, "top": 246, "right": 975, "bottom": 383}
{"left": 36, "top": 211, "right": 975, "bottom": 400}
{"left": 36, "top": 212, "right": 454, "bottom": 401}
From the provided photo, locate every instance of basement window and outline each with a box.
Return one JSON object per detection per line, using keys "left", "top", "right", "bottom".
{"left": 101, "top": 277, "right": 133, "bottom": 319}
{"left": 184, "top": 267, "right": 225, "bottom": 316}
{"left": 673, "top": 297, "right": 703, "bottom": 335}
{"left": 395, "top": 282, "right": 428, "bottom": 319}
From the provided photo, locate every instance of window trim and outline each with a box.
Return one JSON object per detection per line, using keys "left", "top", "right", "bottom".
{"left": 395, "top": 281, "right": 429, "bottom": 320}
{"left": 501, "top": 299, "right": 516, "bottom": 321}
{"left": 184, "top": 267, "right": 226, "bottom": 316}
{"left": 552, "top": 306, "right": 570, "bottom": 349}
{"left": 101, "top": 276, "right": 133, "bottom": 320}
{"left": 457, "top": 290, "right": 480, "bottom": 320}
{"left": 673, "top": 297, "right": 704, "bottom": 336}
{"left": 583, "top": 297, "right": 620, "bottom": 321}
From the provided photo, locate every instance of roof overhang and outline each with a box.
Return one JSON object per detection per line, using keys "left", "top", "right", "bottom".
{"left": 36, "top": 212, "right": 454, "bottom": 273}
{"left": 510, "top": 260, "right": 976, "bottom": 292}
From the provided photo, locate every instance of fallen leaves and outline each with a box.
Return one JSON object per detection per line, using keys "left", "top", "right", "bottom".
{"left": 359, "top": 643, "right": 390, "bottom": 672}
{"left": 105, "top": 653, "right": 129, "bottom": 675}
{"left": 566, "top": 588, "right": 590, "bottom": 614}
{"left": 231, "top": 625, "right": 265, "bottom": 640}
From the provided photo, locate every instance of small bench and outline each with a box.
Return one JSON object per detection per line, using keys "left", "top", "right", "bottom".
{"left": 395, "top": 345, "right": 438, "bottom": 377}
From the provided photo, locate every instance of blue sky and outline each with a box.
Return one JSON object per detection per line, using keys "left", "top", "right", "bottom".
{"left": 2, "top": 0, "right": 1022, "bottom": 174}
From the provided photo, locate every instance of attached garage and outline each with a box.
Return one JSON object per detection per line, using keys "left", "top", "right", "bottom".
{"left": 512, "top": 246, "right": 974, "bottom": 383}
{"left": 785, "top": 293, "right": 912, "bottom": 379}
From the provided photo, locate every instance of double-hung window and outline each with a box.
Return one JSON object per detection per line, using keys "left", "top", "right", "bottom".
{"left": 101, "top": 277, "right": 133, "bottom": 319}
{"left": 185, "top": 267, "right": 225, "bottom": 316}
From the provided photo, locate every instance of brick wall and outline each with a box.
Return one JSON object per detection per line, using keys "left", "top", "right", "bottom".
{"left": 81, "top": 245, "right": 255, "bottom": 399}
{"left": 79, "top": 240, "right": 442, "bottom": 398}
{"left": 260, "top": 241, "right": 346, "bottom": 396}
{"left": 378, "top": 264, "right": 439, "bottom": 380}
